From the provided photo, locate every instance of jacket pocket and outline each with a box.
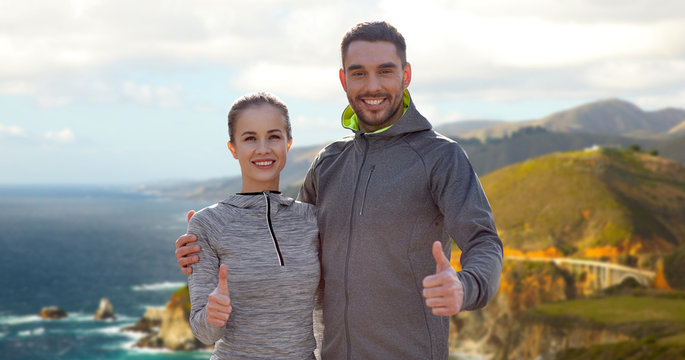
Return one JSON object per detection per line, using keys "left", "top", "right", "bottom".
{"left": 359, "top": 165, "right": 375, "bottom": 216}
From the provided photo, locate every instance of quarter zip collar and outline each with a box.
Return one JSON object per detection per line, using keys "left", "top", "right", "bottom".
{"left": 222, "top": 190, "right": 288, "bottom": 266}
{"left": 223, "top": 190, "right": 294, "bottom": 214}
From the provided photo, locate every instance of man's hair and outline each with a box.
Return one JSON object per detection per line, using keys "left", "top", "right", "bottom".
{"left": 227, "top": 92, "right": 292, "bottom": 143}
{"left": 340, "top": 21, "right": 407, "bottom": 68}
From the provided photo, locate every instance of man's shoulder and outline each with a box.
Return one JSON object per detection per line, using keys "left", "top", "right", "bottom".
{"left": 405, "top": 128, "right": 463, "bottom": 152}
{"left": 312, "top": 134, "right": 355, "bottom": 162}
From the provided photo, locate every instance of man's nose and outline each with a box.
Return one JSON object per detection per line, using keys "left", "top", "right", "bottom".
{"left": 366, "top": 74, "right": 382, "bottom": 92}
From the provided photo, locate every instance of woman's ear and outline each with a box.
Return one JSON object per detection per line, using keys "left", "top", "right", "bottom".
{"left": 287, "top": 138, "right": 293, "bottom": 151}
{"left": 227, "top": 141, "right": 238, "bottom": 159}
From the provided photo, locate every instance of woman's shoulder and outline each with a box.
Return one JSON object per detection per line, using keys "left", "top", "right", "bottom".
{"left": 285, "top": 197, "right": 317, "bottom": 220}
{"left": 190, "top": 201, "right": 234, "bottom": 225}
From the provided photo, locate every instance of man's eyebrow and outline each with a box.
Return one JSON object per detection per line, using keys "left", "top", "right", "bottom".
{"left": 346, "top": 64, "right": 363, "bottom": 72}
{"left": 378, "top": 62, "right": 398, "bottom": 69}
{"left": 346, "top": 62, "right": 398, "bottom": 72}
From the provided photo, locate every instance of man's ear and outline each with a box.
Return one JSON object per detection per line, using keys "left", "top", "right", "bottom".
{"left": 402, "top": 63, "right": 412, "bottom": 89}
{"left": 339, "top": 68, "right": 347, "bottom": 91}
{"left": 227, "top": 141, "right": 238, "bottom": 159}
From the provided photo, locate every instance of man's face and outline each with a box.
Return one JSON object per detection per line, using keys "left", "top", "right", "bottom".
{"left": 340, "top": 40, "right": 411, "bottom": 133}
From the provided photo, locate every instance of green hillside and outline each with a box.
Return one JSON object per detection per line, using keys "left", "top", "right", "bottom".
{"left": 481, "top": 148, "right": 685, "bottom": 257}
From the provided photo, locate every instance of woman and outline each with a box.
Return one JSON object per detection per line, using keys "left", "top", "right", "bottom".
{"left": 187, "top": 92, "right": 320, "bottom": 359}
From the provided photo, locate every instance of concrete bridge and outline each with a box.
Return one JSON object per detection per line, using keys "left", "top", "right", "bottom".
{"left": 505, "top": 256, "right": 656, "bottom": 290}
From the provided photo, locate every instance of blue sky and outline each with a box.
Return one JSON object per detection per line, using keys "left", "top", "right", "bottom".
{"left": 2, "top": 0, "right": 684, "bottom": 185}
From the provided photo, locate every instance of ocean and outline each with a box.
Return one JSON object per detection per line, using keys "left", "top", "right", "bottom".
{"left": 0, "top": 185, "right": 213, "bottom": 360}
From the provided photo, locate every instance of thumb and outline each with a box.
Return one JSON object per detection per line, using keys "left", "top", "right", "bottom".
{"left": 217, "top": 264, "right": 229, "bottom": 296}
{"left": 432, "top": 241, "right": 451, "bottom": 273}
{"left": 187, "top": 210, "right": 196, "bottom": 222}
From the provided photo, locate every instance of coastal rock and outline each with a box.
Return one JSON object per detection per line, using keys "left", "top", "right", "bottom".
{"left": 133, "top": 285, "right": 206, "bottom": 351}
{"left": 94, "top": 297, "right": 116, "bottom": 320}
{"left": 123, "top": 306, "right": 164, "bottom": 333}
{"left": 40, "top": 306, "right": 67, "bottom": 319}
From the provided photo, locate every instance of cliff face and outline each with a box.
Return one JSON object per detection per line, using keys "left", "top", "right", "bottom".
{"left": 449, "top": 261, "right": 573, "bottom": 358}
{"left": 449, "top": 260, "right": 636, "bottom": 359}
{"left": 132, "top": 285, "right": 207, "bottom": 351}
{"left": 494, "top": 314, "right": 633, "bottom": 360}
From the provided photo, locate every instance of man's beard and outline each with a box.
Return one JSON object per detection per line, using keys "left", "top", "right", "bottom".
{"left": 348, "top": 91, "right": 404, "bottom": 131}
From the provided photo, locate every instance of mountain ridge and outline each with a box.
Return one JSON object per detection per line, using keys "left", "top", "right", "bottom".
{"left": 438, "top": 98, "right": 685, "bottom": 140}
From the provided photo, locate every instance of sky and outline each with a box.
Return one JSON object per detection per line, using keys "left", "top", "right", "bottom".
{"left": 1, "top": 0, "right": 684, "bottom": 185}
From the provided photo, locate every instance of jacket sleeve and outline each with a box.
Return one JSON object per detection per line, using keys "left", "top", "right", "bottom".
{"left": 429, "top": 141, "right": 503, "bottom": 311}
{"left": 187, "top": 214, "right": 226, "bottom": 345}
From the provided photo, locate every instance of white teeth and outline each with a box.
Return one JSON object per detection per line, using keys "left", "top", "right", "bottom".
{"left": 255, "top": 161, "right": 274, "bottom": 166}
{"left": 364, "top": 99, "right": 383, "bottom": 105}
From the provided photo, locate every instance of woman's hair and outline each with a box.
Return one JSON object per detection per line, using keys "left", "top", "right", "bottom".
{"left": 227, "top": 92, "right": 292, "bottom": 143}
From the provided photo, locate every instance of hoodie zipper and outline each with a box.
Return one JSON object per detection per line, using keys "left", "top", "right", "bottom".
{"left": 263, "top": 191, "right": 285, "bottom": 266}
{"left": 344, "top": 134, "right": 369, "bottom": 359}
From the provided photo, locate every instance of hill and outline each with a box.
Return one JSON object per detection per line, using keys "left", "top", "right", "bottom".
{"left": 457, "top": 127, "right": 667, "bottom": 176}
{"left": 480, "top": 148, "right": 685, "bottom": 261}
{"left": 141, "top": 99, "right": 685, "bottom": 202}
{"left": 448, "top": 98, "right": 685, "bottom": 140}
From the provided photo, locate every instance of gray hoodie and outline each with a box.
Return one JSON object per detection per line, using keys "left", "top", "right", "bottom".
{"left": 298, "top": 91, "right": 503, "bottom": 359}
{"left": 188, "top": 191, "right": 320, "bottom": 359}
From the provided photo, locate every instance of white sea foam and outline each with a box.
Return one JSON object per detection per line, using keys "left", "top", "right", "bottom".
{"left": 132, "top": 281, "right": 186, "bottom": 291}
{"left": 0, "top": 314, "right": 42, "bottom": 325}
{"left": 18, "top": 327, "right": 45, "bottom": 337}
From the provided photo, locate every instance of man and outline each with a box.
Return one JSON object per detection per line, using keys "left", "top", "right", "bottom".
{"left": 176, "top": 21, "right": 503, "bottom": 359}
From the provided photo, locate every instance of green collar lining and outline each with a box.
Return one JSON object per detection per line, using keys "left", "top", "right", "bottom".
{"left": 342, "top": 89, "right": 410, "bottom": 133}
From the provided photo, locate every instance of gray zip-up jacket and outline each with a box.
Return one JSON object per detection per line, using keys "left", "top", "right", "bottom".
{"left": 298, "top": 92, "right": 503, "bottom": 359}
{"left": 188, "top": 191, "right": 320, "bottom": 360}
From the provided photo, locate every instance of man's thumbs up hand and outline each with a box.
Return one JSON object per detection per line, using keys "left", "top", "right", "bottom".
{"left": 422, "top": 241, "right": 464, "bottom": 316}
{"left": 207, "top": 264, "right": 232, "bottom": 327}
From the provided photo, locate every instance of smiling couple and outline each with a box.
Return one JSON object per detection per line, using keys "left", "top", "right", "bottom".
{"left": 174, "top": 21, "right": 503, "bottom": 360}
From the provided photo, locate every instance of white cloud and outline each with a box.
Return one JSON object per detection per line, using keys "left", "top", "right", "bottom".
{"left": 0, "top": 0, "right": 683, "bottom": 114}
{"left": 0, "top": 124, "right": 26, "bottom": 137}
{"left": 233, "top": 63, "right": 340, "bottom": 101}
{"left": 121, "top": 81, "right": 182, "bottom": 108}
{"left": 43, "top": 128, "right": 75, "bottom": 143}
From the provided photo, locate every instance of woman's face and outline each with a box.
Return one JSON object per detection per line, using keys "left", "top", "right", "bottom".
{"left": 228, "top": 104, "right": 292, "bottom": 193}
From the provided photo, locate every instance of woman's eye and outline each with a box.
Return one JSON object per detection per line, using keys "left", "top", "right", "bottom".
{"left": 270, "top": 135, "right": 282, "bottom": 140}
{"left": 244, "top": 136, "right": 256, "bottom": 142}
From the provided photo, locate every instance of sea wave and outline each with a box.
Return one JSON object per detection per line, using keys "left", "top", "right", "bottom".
{"left": 0, "top": 312, "right": 137, "bottom": 327}
{"left": 0, "top": 314, "right": 42, "bottom": 325}
{"left": 18, "top": 327, "right": 45, "bottom": 337}
{"left": 132, "top": 281, "right": 186, "bottom": 291}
